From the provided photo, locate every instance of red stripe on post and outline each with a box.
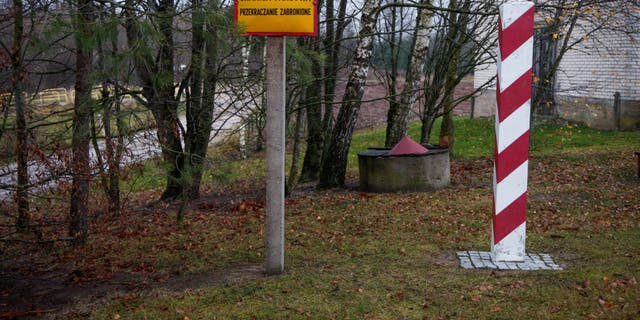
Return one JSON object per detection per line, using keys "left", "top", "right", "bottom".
{"left": 497, "top": 70, "right": 532, "bottom": 122}
{"left": 495, "top": 131, "right": 530, "bottom": 183}
{"left": 499, "top": 6, "right": 535, "bottom": 60}
{"left": 493, "top": 192, "right": 527, "bottom": 244}
{"left": 492, "top": 0, "right": 534, "bottom": 261}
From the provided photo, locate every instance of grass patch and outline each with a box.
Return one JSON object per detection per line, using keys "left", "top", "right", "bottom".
{"left": 86, "top": 119, "right": 640, "bottom": 318}
{"left": 351, "top": 117, "right": 640, "bottom": 161}
{"left": 1, "top": 117, "right": 639, "bottom": 319}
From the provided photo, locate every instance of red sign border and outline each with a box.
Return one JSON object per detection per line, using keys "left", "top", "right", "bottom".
{"left": 234, "top": 0, "right": 318, "bottom": 36}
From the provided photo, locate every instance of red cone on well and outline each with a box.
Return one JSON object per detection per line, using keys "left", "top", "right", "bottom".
{"left": 388, "top": 136, "right": 428, "bottom": 156}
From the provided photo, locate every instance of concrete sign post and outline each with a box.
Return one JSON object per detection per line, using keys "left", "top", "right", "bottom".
{"left": 235, "top": 0, "right": 317, "bottom": 275}
{"left": 492, "top": 0, "right": 534, "bottom": 262}
{"left": 265, "top": 36, "right": 286, "bottom": 275}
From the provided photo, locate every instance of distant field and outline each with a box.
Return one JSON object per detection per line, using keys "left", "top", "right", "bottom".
{"left": 0, "top": 86, "right": 143, "bottom": 107}
{"left": 0, "top": 89, "right": 153, "bottom": 162}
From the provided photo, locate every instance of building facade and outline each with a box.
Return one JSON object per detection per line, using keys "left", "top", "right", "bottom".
{"left": 473, "top": 3, "right": 640, "bottom": 130}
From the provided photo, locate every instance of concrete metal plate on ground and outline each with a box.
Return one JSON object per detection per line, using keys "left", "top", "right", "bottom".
{"left": 457, "top": 251, "right": 563, "bottom": 270}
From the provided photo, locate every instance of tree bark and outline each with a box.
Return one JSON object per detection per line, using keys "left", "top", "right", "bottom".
{"left": 286, "top": 107, "right": 304, "bottom": 196}
{"left": 193, "top": 0, "right": 219, "bottom": 197}
{"left": 319, "top": 0, "right": 348, "bottom": 160}
{"left": 106, "top": 3, "right": 124, "bottom": 215}
{"left": 318, "top": 0, "right": 381, "bottom": 189}
{"left": 439, "top": 0, "right": 461, "bottom": 153}
{"left": 183, "top": 0, "right": 216, "bottom": 200}
{"left": 385, "top": 1, "right": 432, "bottom": 147}
{"left": 157, "top": 0, "right": 183, "bottom": 201}
{"left": 299, "top": 39, "right": 324, "bottom": 182}
{"left": 439, "top": 110, "right": 453, "bottom": 150}
{"left": 125, "top": 0, "right": 183, "bottom": 201}
{"left": 420, "top": 116, "right": 435, "bottom": 144}
{"left": 382, "top": 4, "right": 400, "bottom": 148}
{"left": 13, "top": 0, "right": 29, "bottom": 232}
{"left": 69, "top": 0, "right": 96, "bottom": 244}
{"left": 153, "top": 99, "right": 184, "bottom": 201}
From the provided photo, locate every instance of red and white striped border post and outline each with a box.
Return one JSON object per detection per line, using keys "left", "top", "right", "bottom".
{"left": 492, "top": 1, "right": 534, "bottom": 262}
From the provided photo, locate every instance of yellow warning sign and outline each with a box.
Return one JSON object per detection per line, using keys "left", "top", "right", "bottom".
{"left": 235, "top": 0, "right": 317, "bottom": 36}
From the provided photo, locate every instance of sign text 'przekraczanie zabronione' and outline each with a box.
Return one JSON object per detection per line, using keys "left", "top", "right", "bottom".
{"left": 234, "top": 0, "right": 318, "bottom": 36}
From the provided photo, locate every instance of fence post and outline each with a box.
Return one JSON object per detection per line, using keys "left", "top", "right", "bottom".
{"left": 613, "top": 92, "right": 621, "bottom": 131}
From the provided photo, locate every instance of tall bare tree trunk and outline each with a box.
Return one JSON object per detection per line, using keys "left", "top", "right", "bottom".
{"left": 105, "top": 3, "right": 124, "bottom": 216}
{"left": 189, "top": 0, "right": 219, "bottom": 198}
{"left": 439, "top": 0, "right": 470, "bottom": 154}
{"left": 439, "top": 59, "right": 457, "bottom": 152}
{"left": 69, "top": 0, "right": 96, "bottom": 244}
{"left": 125, "top": 0, "right": 183, "bottom": 201}
{"left": 95, "top": 29, "right": 124, "bottom": 216}
{"left": 286, "top": 107, "right": 304, "bottom": 195}
{"left": 318, "top": 0, "right": 381, "bottom": 189}
{"left": 156, "top": 0, "right": 183, "bottom": 201}
{"left": 302, "top": 0, "right": 347, "bottom": 178}
{"left": 12, "top": 0, "right": 29, "bottom": 232}
{"left": 91, "top": 21, "right": 108, "bottom": 200}
{"left": 385, "top": 0, "right": 432, "bottom": 147}
{"left": 382, "top": 4, "right": 401, "bottom": 147}
{"left": 299, "top": 38, "right": 323, "bottom": 182}
{"left": 183, "top": 0, "right": 211, "bottom": 200}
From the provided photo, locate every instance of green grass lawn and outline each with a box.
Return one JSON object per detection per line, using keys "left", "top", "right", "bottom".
{"left": 3, "top": 117, "right": 639, "bottom": 319}
{"left": 78, "top": 117, "right": 640, "bottom": 319}
{"left": 351, "top": 117, "right": 640, "bottom": 159}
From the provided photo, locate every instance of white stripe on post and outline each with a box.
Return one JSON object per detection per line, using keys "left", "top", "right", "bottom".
{"left": 498, "top": 37, "right": 534, "bottom": 92}
{"left": 495, "top": 161, "right": 529, "bottom": 213}
{"left": 496, "top": 101, "right": 531, "bottom": 153}
{"left": 501, "top": 4, "right": 533, "bottom": 29}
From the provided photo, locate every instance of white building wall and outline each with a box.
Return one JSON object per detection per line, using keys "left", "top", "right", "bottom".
{"left": 556, "top": 30, "right": 640, "bottom": 100}
{"left": 474, "top": 22, "right": 640, "bottom": 99}
{"left": 472, "top": 5, "right": 640, "bottom": 129}
{"left": 474, "top": 57, "right": 497, "bottom": 90}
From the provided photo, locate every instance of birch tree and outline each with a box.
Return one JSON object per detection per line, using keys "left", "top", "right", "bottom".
{"left": 318, "top": 0, "right": 382, "bottom": 189}
{"left": 418, "top": 0, "right": 495, "bottom": 144}
{"left": 300, "top": 0, "right": 350, "bottom": 183}
{"left": 384, "top": 0, "right": 433, "bottom": 147}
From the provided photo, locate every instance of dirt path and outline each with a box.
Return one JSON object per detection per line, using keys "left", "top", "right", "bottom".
{"left": 1, "top": 192, "right": 268, "bottom": 319}
{"left": 1, "top": 262, "right": 264, "bottom": 319}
